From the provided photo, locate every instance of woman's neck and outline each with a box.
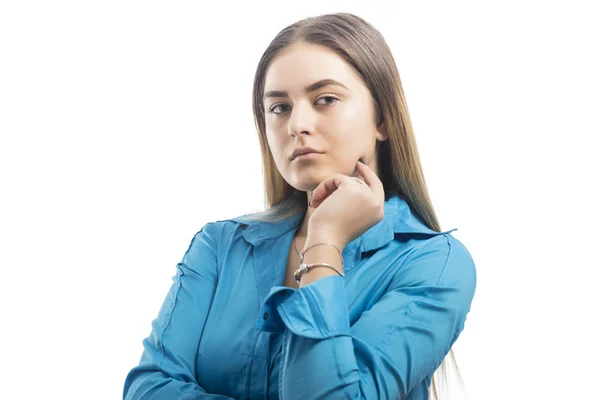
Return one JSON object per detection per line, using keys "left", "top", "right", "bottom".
{"left": 296, "top": 191, "right": 314, "bottom": 237}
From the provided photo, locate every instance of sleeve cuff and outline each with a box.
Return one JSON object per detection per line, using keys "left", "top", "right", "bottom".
{"left": 256, "top": 275, "right": 351, "bottom": 339}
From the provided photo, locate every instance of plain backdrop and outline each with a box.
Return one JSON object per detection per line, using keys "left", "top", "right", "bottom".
{"left": 1, "top": 1, "right": 598, "bottom": 399}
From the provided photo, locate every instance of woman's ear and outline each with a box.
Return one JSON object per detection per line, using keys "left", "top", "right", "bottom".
{"left": 376, "top": 119, "right": 388, "bottom": 142}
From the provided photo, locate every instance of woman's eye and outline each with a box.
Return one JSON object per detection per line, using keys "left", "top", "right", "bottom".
{"left": 269, "top": 104, "right": 290, "bottom": 114}
{"left": 315, "top": 96, "right": 339, "bottom": 106}
{"left": 268, "top": 96, "right": 339, "bottom": 115}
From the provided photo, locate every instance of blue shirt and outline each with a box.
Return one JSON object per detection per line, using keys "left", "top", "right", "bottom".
{"left": 123, "top": 194, "right": 476, "bottom": 399}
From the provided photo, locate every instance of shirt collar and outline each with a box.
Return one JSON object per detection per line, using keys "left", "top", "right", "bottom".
{"left": 232, "top": 193, "right": 456, "bottom": 252}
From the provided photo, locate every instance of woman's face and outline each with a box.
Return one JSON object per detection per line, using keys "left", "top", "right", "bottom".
{"left": 263, "top": 42, "right": 387, "bottom": 192}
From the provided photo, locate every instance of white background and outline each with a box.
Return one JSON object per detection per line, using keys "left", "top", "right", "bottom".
{"left": 1, "top": 1, "right": 598, "bottom": 399}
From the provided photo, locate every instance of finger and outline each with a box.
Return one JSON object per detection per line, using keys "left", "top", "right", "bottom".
{"left": 351, "top": 162, "right": 364, "bottom": 180}
{"left": 355, "top": 160, "right": 385, "bottom": 198}
{"left": 310, "top": 180, "right": 328, "bottom": 206}
{"left": 313, "top": 174, "right": 343, "bottom": 201}
{"left": 311, "top": 174, "right": 344, "bottom": 207}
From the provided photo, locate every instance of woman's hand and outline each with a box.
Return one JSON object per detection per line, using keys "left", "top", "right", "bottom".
{"left": 307, "top": 160, "right": 385, "bottom": 249}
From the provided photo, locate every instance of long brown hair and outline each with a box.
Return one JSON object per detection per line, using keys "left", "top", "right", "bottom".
{"left": 248, "top": 12, "right": 463, "bottom": 399}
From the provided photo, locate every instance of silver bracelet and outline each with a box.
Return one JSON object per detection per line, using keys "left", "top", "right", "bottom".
{"left": 299, "top": 243, "right": 344, "bottom": 270}
{"left": 294, "top": 262, "right": 344, "bottom": 284}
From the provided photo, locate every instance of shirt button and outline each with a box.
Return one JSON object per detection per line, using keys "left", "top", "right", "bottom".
{"left": 263, "top": 312, "right": 268, "bottom": 320}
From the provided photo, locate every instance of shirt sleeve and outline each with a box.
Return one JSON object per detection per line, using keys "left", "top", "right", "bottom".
{"left": 256, "top": 234, "right": 477, "bottom": 400}
{"left": 123, "top": 222, "right": 235, "bottom": 400}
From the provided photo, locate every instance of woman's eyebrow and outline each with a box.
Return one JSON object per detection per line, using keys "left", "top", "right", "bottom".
{"left": 264, "top": 79, "right": 349, "bottom": 100}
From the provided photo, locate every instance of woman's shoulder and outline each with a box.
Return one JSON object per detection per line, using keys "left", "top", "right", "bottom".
{"left": 188, "top": 206, "right": 300, "bottom": 252}
{"left": 189, "top": 215, "right": 255, "bottom": 250}
{"left": 394, "top": 231, "right": 477, "bottom": 300}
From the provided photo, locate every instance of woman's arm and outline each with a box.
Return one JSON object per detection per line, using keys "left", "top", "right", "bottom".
{"left": 258, "top": 234, "right": 476, "bottom": 400}
{"left": 123, "top": 223, "right": 235, "bottom": 400}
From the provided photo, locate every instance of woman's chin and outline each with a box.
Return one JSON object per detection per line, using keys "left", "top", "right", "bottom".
{"left": 289, "top": 168, "right": 339, "bottom": 191}
{"left": 290, "top": 176, "right": 323, "bottom": 192}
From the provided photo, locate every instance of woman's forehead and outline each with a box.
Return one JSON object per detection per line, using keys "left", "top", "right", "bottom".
{"left": 264, "top": 45, "right": 362, "bottom": 95}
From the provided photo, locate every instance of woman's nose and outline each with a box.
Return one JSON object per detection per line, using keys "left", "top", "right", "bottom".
{"left": 287, "top": 102, "right": 316, "bottom": 137}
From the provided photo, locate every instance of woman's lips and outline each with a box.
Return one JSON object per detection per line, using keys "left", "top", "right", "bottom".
{"left": 292, "top": 152, "right": 323, "bottom": 161}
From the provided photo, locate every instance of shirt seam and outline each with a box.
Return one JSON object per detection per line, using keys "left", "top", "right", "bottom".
{"left": 156, "top": 265, "right": 183, "bottom": 369}
{"left": 244, "top": 330, "right": 261, "bottom": 399}
{"left": 198, "top": 222, "right": 219, "bottom": 261}
{"left": 435, "top": 234, "right": 453, "bottom": 286}
{"left": 278, "top": 330, "right": 289, "bottom": 399}
{"left": 329, "top": 335, "right": 352, "bottom": 400}
{"left": 306, "top": 285, "right": 327, "bottom": 337}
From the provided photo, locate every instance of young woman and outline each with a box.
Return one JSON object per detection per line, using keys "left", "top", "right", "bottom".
{"left": 124, "top": 12, "right": 476, "bottom": 400}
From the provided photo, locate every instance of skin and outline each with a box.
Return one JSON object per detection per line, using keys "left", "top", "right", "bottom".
{"left": 263, "top": 42, "right": 388, "bottom": 286}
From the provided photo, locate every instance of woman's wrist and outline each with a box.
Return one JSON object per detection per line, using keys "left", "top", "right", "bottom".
{"left": 298, "top": 235, "right": 345, "bottom": 287}
{"left": 304, "top": 227, "right": 346, "bottom": 252}
{"left": 300, "top": 243, "right": 342, "bottom": 265}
